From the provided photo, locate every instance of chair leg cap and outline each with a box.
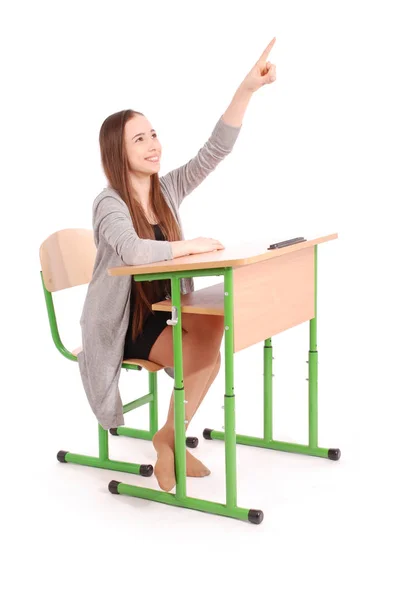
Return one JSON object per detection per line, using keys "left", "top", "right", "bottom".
{"left": 109, "top": 428, "right": 119, "bottom": 436}
{"left": 203, "top": 428, "right": 213, "bottom": 440}
{"left": 328, "top": 448, "right": 341, "bottom": 461}
{"left": 140, "top": 464, "right": 154, "bottom": 477}
{"left": 108, "top": 480, "right": 121, "bottom": 494}
{"left": 248, "top": 509, "right": 264, "bottom": 525}
{"left": 186, "top": 436, "right": 199, "bottom": 448}
{"left": 57, "top": 450, "right": 68, "bottom": 463}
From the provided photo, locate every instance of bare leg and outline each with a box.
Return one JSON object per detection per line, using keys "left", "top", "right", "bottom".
{"left": 155, "top": 351, "right": 221, "bottom": 474}
{"left": 153, "top": 352, "right": 221, "bottom": 489}
{"left": 166, "top": 351, "right": 221, "bottom": 427}
{"left": 149, "top": 314, "right": 224, "bottom": 492}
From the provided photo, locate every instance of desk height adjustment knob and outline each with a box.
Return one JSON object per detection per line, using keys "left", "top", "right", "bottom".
{"left": 167, "top": 306, "right": 178, "bottom": 326}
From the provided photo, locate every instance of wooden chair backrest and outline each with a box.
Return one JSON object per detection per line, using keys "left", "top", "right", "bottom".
{"left": 39, "top": 228, "right": 97, "bottom": 292}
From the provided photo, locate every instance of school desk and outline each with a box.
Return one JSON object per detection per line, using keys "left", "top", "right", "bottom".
{"left": 106, "top": 233, "right": 340, "bottom": 524}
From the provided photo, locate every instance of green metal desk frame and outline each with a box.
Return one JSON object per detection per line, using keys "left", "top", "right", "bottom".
{"left": 108, "top": 245, "right": 341, "bottom": 525}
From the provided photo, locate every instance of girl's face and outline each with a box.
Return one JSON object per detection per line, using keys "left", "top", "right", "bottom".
{"left": 124, "top": 115, "right": 162, "bottom": 176}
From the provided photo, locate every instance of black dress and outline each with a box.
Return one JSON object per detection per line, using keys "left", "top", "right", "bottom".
{"left": 123, "top": 224, "right": 172, "bottom": 361}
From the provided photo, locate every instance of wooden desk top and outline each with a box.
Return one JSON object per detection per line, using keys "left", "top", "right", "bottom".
{"left": 108, "top": 233, "right": 338, "bottom": 277}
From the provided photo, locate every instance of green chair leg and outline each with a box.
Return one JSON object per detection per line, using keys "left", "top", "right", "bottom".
{"left": 108, "top": 372, "right": 199, "bottom": 447}
{"left": 56, "top": 424, "right": 153, "bottom": 476}
{"left": 109, "top": 427, "right": 198, "bottom": 448}
{"left": 57, "top": 371, "right": 199, "bottom": 477}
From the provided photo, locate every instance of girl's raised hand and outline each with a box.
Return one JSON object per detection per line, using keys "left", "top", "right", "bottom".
{"left": 240, "top": 37, "right": 277, "bottom": 93}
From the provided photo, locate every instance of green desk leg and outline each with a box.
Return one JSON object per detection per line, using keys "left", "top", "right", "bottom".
{"left": 108, "top": 268, "right": 264, "bottom": 524}
{"left": 204, "top": 246, "right": 341, "bottom": 461}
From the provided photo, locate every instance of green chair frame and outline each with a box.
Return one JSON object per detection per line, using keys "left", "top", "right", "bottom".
{"left": 39, "top": 229, "right": 198, "bottom": 481}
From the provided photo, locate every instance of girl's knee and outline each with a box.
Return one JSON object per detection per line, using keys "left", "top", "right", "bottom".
{"left": 183, "top": 335, "right": 219, "bottom": 371}
{"left": 182, "top": 313, "right": 224, "bottom": 338}
{"left": 149, "top": 315, "right": 223, "bottom": 368}
{"left": 195, "top": 316, "right": 225, "bottom": 344}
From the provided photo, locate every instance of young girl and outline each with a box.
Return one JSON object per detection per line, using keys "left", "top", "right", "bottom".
{"left": 78, "top": 39, "right": 276, "bottom": 492}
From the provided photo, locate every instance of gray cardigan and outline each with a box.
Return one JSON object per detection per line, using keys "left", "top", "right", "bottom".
{"left": 77, "top": 115, "right": 242, "bottom": 429}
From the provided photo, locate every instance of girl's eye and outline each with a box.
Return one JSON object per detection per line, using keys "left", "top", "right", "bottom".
{"left": 136, "top": 133, "right": 157, "bottom": 143}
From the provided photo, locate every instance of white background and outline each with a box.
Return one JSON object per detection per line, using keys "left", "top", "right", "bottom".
{"left": 2, "top": 0, "right": 400, "bottom": 598}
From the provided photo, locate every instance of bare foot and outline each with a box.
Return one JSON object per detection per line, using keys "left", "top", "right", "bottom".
{"left": 154, "top": 443, "right": 176, "bottom": 492}
{"left": 153, "top": 428, "right": 211, "bottom": 490}
{"left": 186, "top": 450, "right": 211, "bottom": 477}
{"left": 153, "top": 430, "right": 176, "bottom": 491}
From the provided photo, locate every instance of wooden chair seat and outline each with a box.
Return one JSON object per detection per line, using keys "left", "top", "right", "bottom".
{"left": 71, "top": 346, "right": 165, "bottom": 372}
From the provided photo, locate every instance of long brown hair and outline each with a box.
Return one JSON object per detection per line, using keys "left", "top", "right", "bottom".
{"left": 99, "top": 109, "right": 181, "bottom": 341}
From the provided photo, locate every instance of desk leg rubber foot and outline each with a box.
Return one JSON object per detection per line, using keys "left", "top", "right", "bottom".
{"left": 109, "top": 428, "right": 119, "bottom": 436}
{"left": 140, "top": 464, "right": 154, "bottom": 477}
{"left": 203, "top": 428, "right": 213, "bottom": 440}
{"left": 109, "top": 480, "right": 120, "bottom": 494}
{"left": 248, "top": 509, "right": 264, "bottom": 525}
{"left": 186, "top": 436, "right": 199, "bottom": 448}
{"left": 57, "top": 450, "right": 68, "bottom": 463}
{"left": 328, "top": 448, "right": 341, "bottom": 461}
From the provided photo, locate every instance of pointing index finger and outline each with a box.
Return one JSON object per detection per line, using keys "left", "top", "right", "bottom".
{"left": 260, "top": 37, "right": 276, "bottom": 61}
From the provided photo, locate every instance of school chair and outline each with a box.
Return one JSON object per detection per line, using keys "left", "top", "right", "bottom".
{"left": 106, "top": 234, "right": 341, "bottom": 524}
{"left": 39, "top": 228, "right": 198, "bottom": 479}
